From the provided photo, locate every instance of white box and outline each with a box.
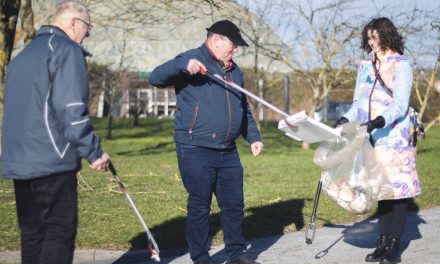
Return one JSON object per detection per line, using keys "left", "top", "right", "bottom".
{"left": 278, "top": 111, "right": 342, "bottom": 143}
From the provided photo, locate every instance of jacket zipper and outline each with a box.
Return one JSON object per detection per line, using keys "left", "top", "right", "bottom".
{"left": 214, "top": 61, "right": 233, "bottom": 146}
{"left": 224, "top": 73, "right": 232, "bottom": 144}
{"left": 188, "top": 106, "right": 199, "bottom": 140}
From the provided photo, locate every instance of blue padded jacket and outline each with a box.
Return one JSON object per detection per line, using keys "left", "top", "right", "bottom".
{"left": 149, "top": 44, "right": 261, "bottom": 149}
{"left": 1, "top": 26, "right": 103, "bottom": 179}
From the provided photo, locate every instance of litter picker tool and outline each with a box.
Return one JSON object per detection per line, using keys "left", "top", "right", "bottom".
{"left": 200, "top": 68, "right": 288, "bottom": 117}
{"left": 305, "top": 180, "right": 322, "bottom": 244}
{"left": 200, "top": 68, "right": 341, "bottom": 144}
{"left": 108, "top": 161, "right": 160, "bottom": 262}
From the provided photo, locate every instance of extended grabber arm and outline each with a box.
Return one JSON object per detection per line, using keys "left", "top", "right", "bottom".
{"left": 109, "top": 161, "right": 161, "bottom": 262}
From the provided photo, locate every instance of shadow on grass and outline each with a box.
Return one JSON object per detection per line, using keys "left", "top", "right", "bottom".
{"left": 113, "top": 198, "right": 307, "bottom": 263}
{"left": 416, "top": 146, "right": 437, "bottom": 154}
{"left": 315, "top": 198, "right": 424, "bottom": 260}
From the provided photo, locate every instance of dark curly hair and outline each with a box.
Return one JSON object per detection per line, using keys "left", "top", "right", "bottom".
{"left": 361, "top": 17, "right": 405, "bottom": 55}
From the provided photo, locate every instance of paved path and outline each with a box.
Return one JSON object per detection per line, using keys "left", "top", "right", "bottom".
{"left": 1, "top": 207, "right": 439, "bottom": 263}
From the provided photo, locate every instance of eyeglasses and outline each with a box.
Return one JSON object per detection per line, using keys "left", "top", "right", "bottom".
{"left": 75, "top": 17, "right": 93, "bottom": 33}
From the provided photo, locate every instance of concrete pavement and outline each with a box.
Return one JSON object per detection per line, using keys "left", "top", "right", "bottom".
{"left": 1, "top": 207, "right": 439, "bottom": 263}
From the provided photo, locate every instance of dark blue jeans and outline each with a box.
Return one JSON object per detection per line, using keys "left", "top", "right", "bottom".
{"left": 13, "top": 171, "right": 78, "bottom": 264}
{"left": 176, "top": 143, "right": 246, "bottom": 263}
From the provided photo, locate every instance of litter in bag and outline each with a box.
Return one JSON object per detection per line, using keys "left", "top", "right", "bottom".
{"left": 313, "top": 122, "right": 393, "bottom": 215}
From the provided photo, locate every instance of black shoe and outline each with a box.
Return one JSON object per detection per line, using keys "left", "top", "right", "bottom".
{"left": 226, "top": 255, "right": 260, "bottom": 264}
{"left": 380, "top": 237, "right": 401, "bottom": 264}
{"left": 365, "top": 234, "right": 389, "bottom": 262}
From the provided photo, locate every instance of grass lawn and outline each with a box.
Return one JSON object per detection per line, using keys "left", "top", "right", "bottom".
{"left": 1, "top": 118, "right": 439, "bottom": 251}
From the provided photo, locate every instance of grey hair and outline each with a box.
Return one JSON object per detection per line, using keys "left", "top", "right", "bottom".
{"left": 51, "top": 0, "right": 89, "bottom": 22}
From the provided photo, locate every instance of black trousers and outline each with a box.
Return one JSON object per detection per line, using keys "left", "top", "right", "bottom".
{"left": 13, "top": 171, "right": 78, "bottom": 264}
{"left": 378, "top": 198, "right": 409, "bottom": 239}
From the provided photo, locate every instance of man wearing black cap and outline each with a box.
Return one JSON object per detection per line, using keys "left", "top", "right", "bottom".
{"left": 149, "top": 20, "right": 263, "bottom": 264}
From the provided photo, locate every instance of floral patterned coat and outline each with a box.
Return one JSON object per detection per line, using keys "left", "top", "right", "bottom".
{"left": 343, "top": 53, "right": 421, "bottom": 200}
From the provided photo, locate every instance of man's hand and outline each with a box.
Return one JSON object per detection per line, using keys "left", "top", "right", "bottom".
{"left": 186, "top": 59, "right": 207, "bottom": 75}
{"left": 251, "top": 141, "right": 264, "bottom": 156}
{"left": 90, "top": 152, "right": 110, "bottom": 171}
{"left": 361, "top": 116, "right": 385, "bottom": 133}
{"left": 283, "top": 115, "right": 298, "bottom": 128}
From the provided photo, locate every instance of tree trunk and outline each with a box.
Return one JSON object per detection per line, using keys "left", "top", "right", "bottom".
{"left": 0, "top": 0, "right": 21, "bottom": 102}
{"left": 253, "top": 43, "right": 261, "bottom": 131}
{"left": 20, "top": 0, "right": 35, "bottom": 45}
{"left": 106, "top": 82, "right": 116, "bottom": 139}
{"left": 107, "top": 114, "right": 113, "bottom": 139}
{"left": 0, "top": 0, "right": 21, "bottom": 156}
{"left": 133, "top": 114, "right": 139, "bottom": 127}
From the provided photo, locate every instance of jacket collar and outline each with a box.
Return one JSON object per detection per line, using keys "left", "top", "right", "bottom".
{"left": 37, "top": 25, "right": 92, "bottom": 57}
{"left": 200, "top": 43, "right": 235, "bottom": 72}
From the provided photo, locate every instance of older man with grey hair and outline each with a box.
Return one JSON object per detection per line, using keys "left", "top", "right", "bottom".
{"left": 1, "top": 1, "right": 109, "bottom": 263}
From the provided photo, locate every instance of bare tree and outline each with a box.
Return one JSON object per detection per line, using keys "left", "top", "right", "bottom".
{"left": 238, "top": 0, "right": 361, "bottom": 148}
{"left": 384, "top": 3, "right": 440, "bottom": 129}
{"left": 84, "top": 0, "right": 176, "bottom": 136}
{"left": 84, "top": 0, "right": 241, "bottom": 134}
{"left": 0, "top": 0, "right": 34, "bottom": 99}
{"left": 95, "top": 31, "right": 132, "bottom": 139}
{"left": 228, "top": 1, "right": 293, "bottom": 128}
{"left": 1, "top": 0, "right": 36, "bottom": 155}
{"left": 20, "top": 0, "right": 35, "bottom": 45}
{"left": 232, "top": 0, "right": 440, "bottom": 147}
{"left": 411, "top": 20, "right": 440, "bottom": 130}
{"left": 0, "top": 0, "right": 21, "bottom": 103}
{"left": 413, "top": 51, "right": 440, "bottom": 122}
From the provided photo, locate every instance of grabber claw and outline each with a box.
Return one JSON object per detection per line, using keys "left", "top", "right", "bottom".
{"left": 305, "top": 222, "right": 317, "bottom": 244}
{"left": 305, "top": 180, "right": 322, "bottom": 244}
{"left": 149, "top": 243, "right": 160, "bottom": 262}
{"left": 108, "top": 161, "right": 160, "bottom": 262}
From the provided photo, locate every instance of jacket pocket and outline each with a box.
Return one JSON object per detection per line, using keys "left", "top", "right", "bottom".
{"left": 188, "top": 105, "right": 199, "bottom": 140}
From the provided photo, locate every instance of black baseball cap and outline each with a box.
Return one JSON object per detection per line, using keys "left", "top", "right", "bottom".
{"left": 206, "top": 20, "right": 248, "bottom": 47}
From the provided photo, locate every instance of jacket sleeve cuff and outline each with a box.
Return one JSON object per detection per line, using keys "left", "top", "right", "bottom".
{"left": 86, "top": 148, "right": 104, "bottom": 164}
{"left": 175, "top": 55, "right": 189, "bottom": 73}
{"left": 247, "top": 134, "right": 262, "bottom": 145}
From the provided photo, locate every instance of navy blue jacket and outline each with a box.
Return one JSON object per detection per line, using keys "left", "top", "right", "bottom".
{"left": 149, "top": 44, "right": 261, "bottom": 149}
{"left": 1, "top": 26, "right": 103, "bottom": 179}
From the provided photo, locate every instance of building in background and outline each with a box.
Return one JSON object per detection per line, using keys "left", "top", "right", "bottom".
{"left": 12, "top": 0, "right": 293, "bottom": 118}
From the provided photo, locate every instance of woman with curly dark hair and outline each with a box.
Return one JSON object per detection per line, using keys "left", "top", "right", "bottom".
{"left": 361, "top": 17, "right": 405, "bottom": 55}
{"left": 333, "top": 17, "right": 420, "bottom": 264}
